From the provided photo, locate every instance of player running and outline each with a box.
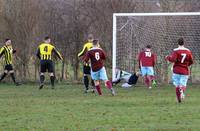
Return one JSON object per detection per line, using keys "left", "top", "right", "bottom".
{"left": 36, "top": 36, "right": 63, "bottom": 89}
{"left": 78, "top": 34, "right": 95, "bottom": 93}
{"left": 165, "top": 37, "right": 193, "bottom": 103}
{"left": 0, "top": 39, "right": 20, "bottom": 86}
{"left": 138, "top": 45, "right": 157, "bottom": 89}
{"left": 112, "top": 69, "right": 140, "bottom": 88}
{"left": 83, "top": 39, "right": 115, "bottom": 96}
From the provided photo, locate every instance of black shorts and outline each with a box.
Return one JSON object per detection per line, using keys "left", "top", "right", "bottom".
{"left": 4, "top": 64, "right": 14, "bottom": 71}
{"left": 128, "top": 73, "right": 139, "bottom": 85}
{"left": 83, "top": 65, "right": 91, "bottom": 75}
{"left": 40, "top": 60, "right": 54, "bottom": 73}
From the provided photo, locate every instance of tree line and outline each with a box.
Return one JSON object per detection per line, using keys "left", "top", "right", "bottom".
{"left": 0, "top": 0, "right": 199, "bottom": 82}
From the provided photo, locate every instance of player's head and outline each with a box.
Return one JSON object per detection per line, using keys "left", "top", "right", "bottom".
{"left": 178, "top": 37, "right": 184, "bottom": 46}
{"left": 145, "top": 45, "right": 151, "bottom": 51}
{"left": 146, "top": 45, "right": 151, "bottom": 49}
{"left": 5, "top": 38, "right": 11, "bottom": 46}
{"left": 87, "top": 34, "right": 94, "bottom": 42}
{"left": 93, "top": 39, "right": 99, "bottom": 47}
{"left": 44, "top": 36, "right": 51, "bottom": 44}
{"left": 135, "top": 71, "right": 141, "bottom": 76}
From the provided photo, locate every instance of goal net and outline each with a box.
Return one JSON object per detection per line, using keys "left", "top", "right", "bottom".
{"left": 112, "top": 12, "right": 200, "bottom": 83}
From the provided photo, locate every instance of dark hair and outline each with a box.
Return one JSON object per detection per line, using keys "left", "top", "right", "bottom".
{"left": 146, "top": 45, "right": 151, "bottom": 49}
{"left": 5, "top": 38, "right": 10, "bottom": 42}
{"left": 178, "top": 37, "right": 184, "bottom": 45}
{"left": 93, "top": 39, "right": 99, "bottom": 46}
{"left": 44, "top": 36, "right": 50, "bottom": 41}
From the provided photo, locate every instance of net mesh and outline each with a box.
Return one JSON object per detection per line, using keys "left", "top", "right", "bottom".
{"left": 115, "top": 15, "right": 200, "bottom": 83}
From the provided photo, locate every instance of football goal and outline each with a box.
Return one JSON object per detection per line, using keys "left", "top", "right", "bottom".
{"left": 112, "top": 12, "right": 200, "bottom": 83}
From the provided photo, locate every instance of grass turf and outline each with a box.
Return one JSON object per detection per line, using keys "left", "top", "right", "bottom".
{"left": 0, "top": 83, "right": 199, "bottom": 131}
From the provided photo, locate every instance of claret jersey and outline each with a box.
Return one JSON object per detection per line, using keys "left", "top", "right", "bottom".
{"left": 138, "top": 49, "right": 157, "bottom": 67}
{"left": 83, "top": 47, "right": 106, "bottom": 72}
{"left": 166, "top": 47, "right": 193, "bottom": 75}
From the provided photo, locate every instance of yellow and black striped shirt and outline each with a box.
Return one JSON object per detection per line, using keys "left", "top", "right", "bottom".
{"left": 36, "top": 43, "right": 63, "bottom": 60}
{"left": 0, "top": 45, "right": 15, "bottom": 65}
{"left": 78, "top": 42, "right": 93, "bottom": 57}
{"left": 78, "top": 42, "right": 93, "bottom": 66}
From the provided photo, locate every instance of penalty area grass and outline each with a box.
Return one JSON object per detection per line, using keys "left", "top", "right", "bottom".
{"left": 0, "top": 83, "right": 199, "bottom": 131}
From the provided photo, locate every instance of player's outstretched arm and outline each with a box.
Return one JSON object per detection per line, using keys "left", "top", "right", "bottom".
{"left": 78, "top": 44, "right": 87, "bottom": 58}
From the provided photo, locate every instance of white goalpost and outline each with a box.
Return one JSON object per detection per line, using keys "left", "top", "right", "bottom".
{"left": 112, "top": 12, "right": 200, "bottom": 83}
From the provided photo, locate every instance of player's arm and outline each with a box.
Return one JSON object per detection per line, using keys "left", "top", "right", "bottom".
{"left": 165, "top": 51, "right": 177, "bottom": 63}
{"left": 53, "top": 47, "right": 63, "bottom": 60}
{"left": 0, "top": 47, "right": 5, "bottom": 58}
{"left": 36, "top": 47, "right": 41, "bottom": 59}
{"left": 78, "top": 44, "right": 87, "bottom": 57}
{"left": 82, "top": 52, "right": 90, "bottom": 63}
{"left": 188, "top": 52, "right": 194, "bottom": 66}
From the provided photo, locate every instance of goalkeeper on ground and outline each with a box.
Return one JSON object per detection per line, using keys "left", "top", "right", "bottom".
{"left": 78, "top": 34, "right": 95, "bottom": 93}
{"left": 0, "top": 39, "right": 20, "bottom": 86}
{"left": 112, "top": 69, "right": 140, "bottom": 88}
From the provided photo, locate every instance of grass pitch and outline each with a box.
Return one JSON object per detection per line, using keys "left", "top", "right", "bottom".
{"left": 0, "top": 83, "right": 199, "bottom": 131}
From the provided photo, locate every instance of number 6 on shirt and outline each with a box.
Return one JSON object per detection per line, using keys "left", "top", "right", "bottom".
{"left": 95, "top": 52, "right": 100, "bottom": 60}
